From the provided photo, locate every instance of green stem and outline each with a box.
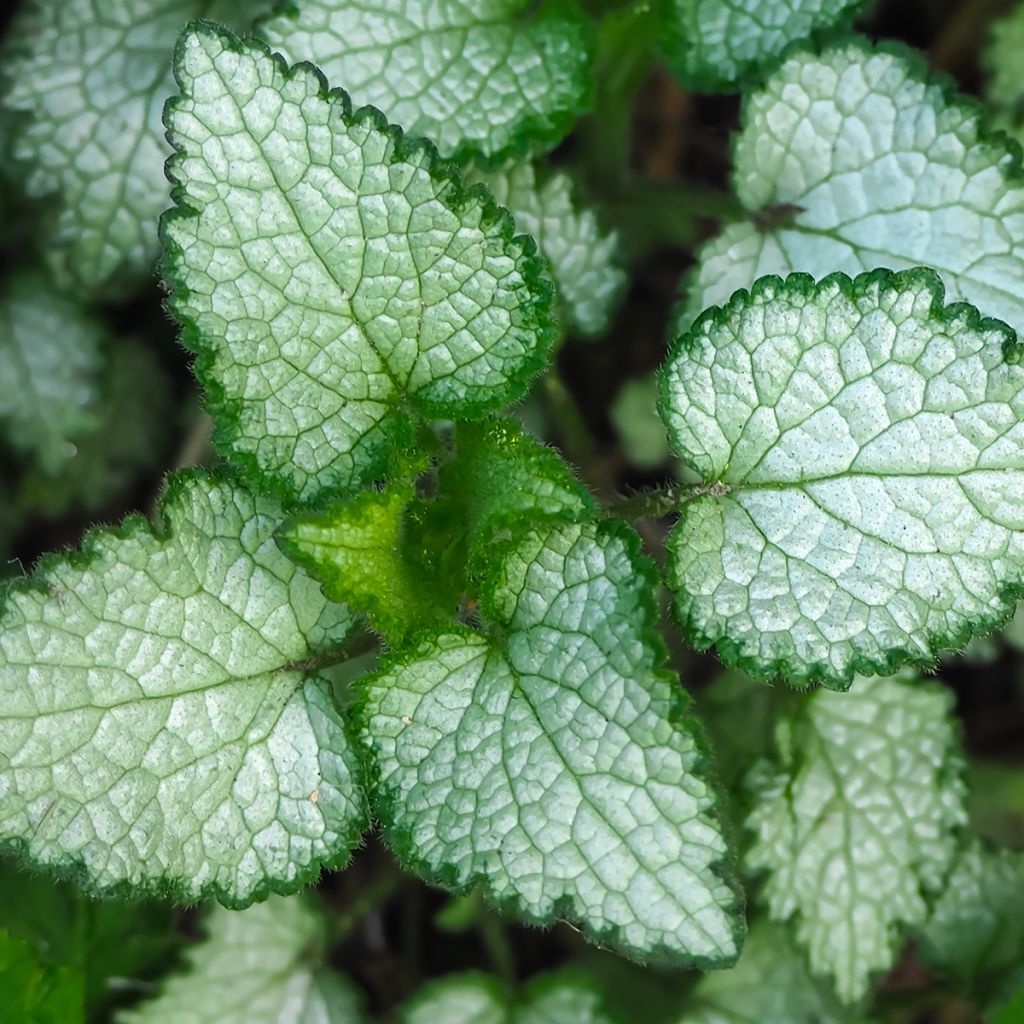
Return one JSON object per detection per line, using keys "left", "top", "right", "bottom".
{"left": 477, "top": 909, "right": 516, "bottom": 992}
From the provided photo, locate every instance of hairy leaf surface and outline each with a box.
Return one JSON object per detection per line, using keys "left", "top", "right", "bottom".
{"left": 258, "top": 0, "right": 593, "bottom": 164}
{"left": 0, "top": 473, "right": 367, "bottom": 904}
{"left": 746, "top": 673, "right": 967, "bottom": 1002}
{"left": 678, "top": 40, "right": 1024, "bottom": 336}
{"left": 662, "top": 0, "right": 869, "bottom": 90}
{"left": 164, "top": 26, "right": 555, "bottom": 503}
{"left": 467, "top": 161, "right": 625, "bottom": 335}
{"left": 119, "top": 895, "right": 364, "bottom": 1023}
{"left": 364, "top": 519, "right": 741, "bottom": 966}
{"left": 661, "top": 270, "right": 1024, "bottom": 685}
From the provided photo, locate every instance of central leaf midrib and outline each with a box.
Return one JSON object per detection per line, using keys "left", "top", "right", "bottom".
{"left": 239, "top": 78, "right": 407, "bottom": 402}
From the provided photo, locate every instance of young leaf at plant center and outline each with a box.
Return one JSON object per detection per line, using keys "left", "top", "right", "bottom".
{"left": 438, "top": 418, "right": 595, "bottom": 575}
{"left": 466, "top": 160, "right": 626, "bottom": 337}
{"left": 0, "top": 859, "right": 179, "bottom": 1020}
{"left": 676, "top": 39, "right": 1024, "bottom": 337}
{"left": 0, "top": 0, "right": 268, "bottom": 296}
{"left": 163, "top": 26, "right": 557, "bottom": 505}
{"left": 746, "top": 673, "right": 967, "bottom": 1003}
{"left": 661, "top": 0, "right": 871, "bottom": 92}
{"left": 0, "top": 930, "right": 85, "bottom": 1024}
{"left": 257, "top": 0, "right": 594, "bottom": 166}
{"left": 660, "top": 269, "right": 1024, "bottom": 686}
{"left": 0, "top": 472, "right": 367, "bottom": 905}
{"left": 0, "top": 272, "right": 102, "bottom": 476}
{"left": 117, "top": 895, "right": 365, "bottom": 1024}
{"left": 280, "top": 481, "right": 462, "bottom": 645}
{"left": 281, "top": 418, "right": 592, "bottom": 642}
{"left": 399, "top": 966, "right": 652, "bottom": 1024}
{"left": 674, "top": 921, "right": 857, "bottom": 1024}
{"left": 917, "top": 841, "right": 1024, "bottom": 1002}
{"left": 362, "top": 518, "right": 742, "bottom": 967}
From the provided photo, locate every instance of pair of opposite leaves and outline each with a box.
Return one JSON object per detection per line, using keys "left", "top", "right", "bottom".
{"left": 2, "top": 23, "right": 1024, "bottom": 979}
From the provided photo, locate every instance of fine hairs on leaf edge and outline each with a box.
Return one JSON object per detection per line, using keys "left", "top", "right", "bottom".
{"left": 0, "top": 467, "right": 372, "bottom": 910}
{"left": 659, "top": 265, "right": 1024, "bottom": 690}
{"left": 159, "top": 20, "right": 560, "bottom": 508}
{"left": 352, "top": 514, "right": 747, "bottom": 971}
{"left": 658, "top": 0, "right": 873, "bottom": 94}
{"left": 254, "top": 0, "right": 598, "bottom": 169}
{"left": 670, "top": 30, "right": 1024, "bottom": 332}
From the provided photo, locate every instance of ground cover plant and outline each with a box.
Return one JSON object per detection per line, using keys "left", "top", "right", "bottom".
{"left": 0, "top": 0, "right": 1022, "bottom": 1021}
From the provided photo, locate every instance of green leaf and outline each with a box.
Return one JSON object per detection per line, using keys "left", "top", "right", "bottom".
{"left": 610, "top": 376, "right": 673, "bottom": 471}
{"left": 661, "top": 269, "right": 1024, "bottom": 686}
{"left": 985, "top": 3, "right": 1024, "bottom": 114}
{"left": 0, "top": 272, "right": 102, "bottom": 475}
{"left": 0, "top": 859, "right": 178, "bottom": 1019}
{"left": 466, "top": 161, "right": 625, "bottom": 336}
{"left": 362, "top": 518, "right": 742, "bottom": 967}
{"left": 0, "top": 930, "right": 85, "bottom": 1024}
{"left": 163, "top": 25, "right": 556, "bottom": 505}
{"left": 117, "top": 895, "right": 365, "bottom": 1023}
{"left": 281, "top": 481, "right": 457, "bottom": 645}
{"left": 674, "top": 921, "right": 852, "bottom": 1024}
{"left": 439, "top": 418, "right": 596, "bottom": 571}
{"left": 0, "top": 472, "right": 367, "bottom": 905}
{"left": 677, "top": 39, "right": 1024, "bottom": 337}
{"left": 661, "top": 0, "right": 870, "bottom": 91}
{"left": 281, "top": 417, "right": 593, "bottom": 642}
{"left": 917, "top": 841, "right": 1024, "bottom": 997}
{"left": 746, "top": 672, "right": 967, "bottom": 1003}
{"left": 993, "top": 991, "right": 1024, "bottom": 1024}
{"left": 0, "top": 1, "right": 265, "bottom": 295}
{"left": 399, "top": 967, "right": 638, "bottom": 1024}
{"left": 14, "top": 339, "right": 173, "bottom": 522}
{"left": 257, "top": 0, "right": 594, "bottom": 165}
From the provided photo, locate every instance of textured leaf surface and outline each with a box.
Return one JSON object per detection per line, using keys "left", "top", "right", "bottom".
{"left": 746, "top": 673, "right": 966, "bottom": 1002}
{"left": 466, "top": 161, "right": 624, "bottom": 335}
{"left": 258, "top": 0, "right": 593, "bottom": 164}
{"left": 0, "top": 858, "right": 177, "bottom": 1019}
{"left": 0, "top": 1, "right": 263, "bottom": 294}
{"left": 164, "top": 26, "right": 555, "bottom": 503}
{"left": 118, "top": 895, "right": 364, "bottom": 1023}
{"left": 662, "top": 0, "right": 869, "bottom": 90}
{"left": 399, "top": 968, "right": 632, "bottom": 1024}
{"left": 918, "top": 841, "right": 1024, "bottom": 990}
{"left": 364, "top": 519, "right": 741, "bottom": 966}
{"left": 281, "top": 482, "right": 454, "bottom": 644}
{"left": 0, "top": 273, "right": 102, "bottom": 474}
{"left": 440, "top": 418, "right": 595, "bottom": 570}
{"left": 661, "top": 270, "right": 1024, "bottom": 685}
{"left": 0, "top": 473, "right": 367, "bottom": 904}
{"left": 673, "top": 921, "right": 849, "bottom": 1024}
{"left": 678, "top": 40, "right": 1024, "bottom": 336}
{"left": 0, "top": 929, "right": 85, "bottom": 1024}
